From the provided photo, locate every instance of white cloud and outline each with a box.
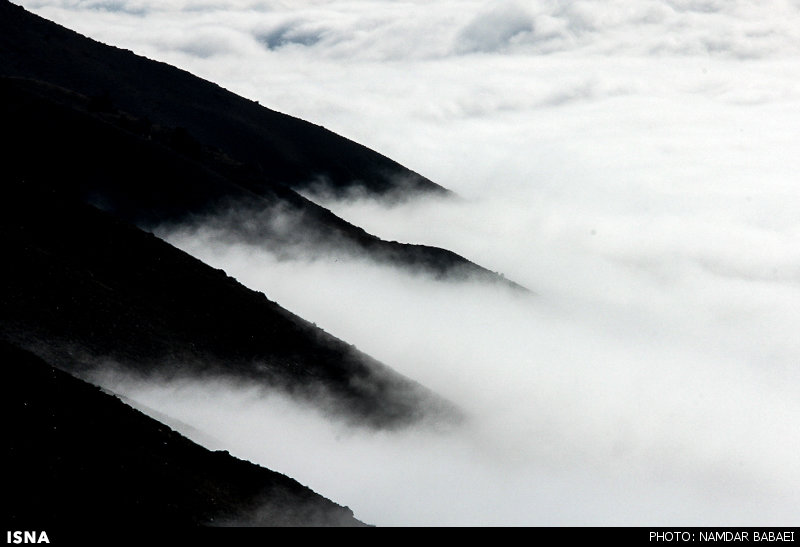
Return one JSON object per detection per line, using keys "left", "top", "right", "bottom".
{"left": 25, "top": 0, "right": 800, "bottom": 63}
{"left": 454, "top": 1, "right": 534, "bottom": 54}
{"left": 149, "top": 168, "right": 800, "bottom": 523}
{"left": 106, "top": 239, "right": 800, "bottom": 524}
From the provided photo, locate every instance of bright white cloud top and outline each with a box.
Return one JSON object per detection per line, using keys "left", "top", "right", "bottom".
{"left": 20, "top": 0, "right": 800, "bottom": 525}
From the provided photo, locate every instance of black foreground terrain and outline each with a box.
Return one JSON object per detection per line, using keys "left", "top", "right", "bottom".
{"left": 2, "top": 341, "right": 368, "bottom": 527}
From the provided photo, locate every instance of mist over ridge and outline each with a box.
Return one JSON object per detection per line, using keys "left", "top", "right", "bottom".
{"left": 154, "top": 184, "right": 800, "bottom": 525}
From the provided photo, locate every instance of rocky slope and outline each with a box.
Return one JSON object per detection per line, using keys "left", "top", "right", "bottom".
{"left": 2, "top": 341, "right": 368, "bottom": 527}
{"left": 1, "top": 177, "right": 456, "bottom": 429}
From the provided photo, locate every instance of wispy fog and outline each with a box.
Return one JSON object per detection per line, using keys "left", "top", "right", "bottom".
{"left": 19, "top": 0, "right": 800, "bottom": 525}
{"left": 143, "top": 189, "right": 800, "bottom": 525}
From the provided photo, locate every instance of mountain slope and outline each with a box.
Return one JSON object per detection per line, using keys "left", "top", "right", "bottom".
{"left": 0, "top": 75, "right": 519, "bottom": 285}
{"left": 0, "top": 178, "right": 457, "bottom": 428}
{"left": 2, "top": 341, "right": 368, "bottom": 527}
{"left": 0, "top": 1, "right": 442, "bottom": 199}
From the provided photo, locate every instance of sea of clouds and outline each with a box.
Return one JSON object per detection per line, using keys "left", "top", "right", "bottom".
{"left": 19, "top": 0, "right": 800, "bottom": 525}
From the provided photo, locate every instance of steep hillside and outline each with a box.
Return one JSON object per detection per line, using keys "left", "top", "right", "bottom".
{"left": 0, "top": 178, "right": 457, "bottom": 428}
{"left": 2, "top": 341, "right": 368, "bottom": 527}
{"left": 0, "top": 76, "right": 519, "bottom": 285}
{"left": 0, "top": 0, "right": 441, "bottom": 199}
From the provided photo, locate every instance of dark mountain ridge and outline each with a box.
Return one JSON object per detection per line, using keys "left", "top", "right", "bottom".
{"left": 1, "top": 177, "right": 456, "bottom": 429}
{"left": 0, "top": 1, "right": 442, "bottom": 199}
{"left": 2, "top": 341, "right": 368, "bottom": 527}
{"left": 1, "top": 75, "right": 519, "bottom": 284}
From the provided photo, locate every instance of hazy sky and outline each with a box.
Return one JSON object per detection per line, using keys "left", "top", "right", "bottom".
{"left": 19, "top": 0, "right": 800, "bottom": 526}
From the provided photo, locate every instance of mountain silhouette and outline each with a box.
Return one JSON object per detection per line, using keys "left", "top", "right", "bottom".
{"left": 3, "top": 341, "right": 368, "bottom": 527}
{"left": 0, "top": 76, "right": 522, "bottom": 284}
{"left": 1, "top": 177, "right": 456, "bottom": 428}
{"left": 0, "top": 2, "right": 442, "bottom": 199}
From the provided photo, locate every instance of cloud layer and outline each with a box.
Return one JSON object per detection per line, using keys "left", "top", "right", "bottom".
{"left": 24, "top": 0, "right": 800, "bottom": 61}
{"left": 16, "top": 0, "right": 800, "bottom": 526}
